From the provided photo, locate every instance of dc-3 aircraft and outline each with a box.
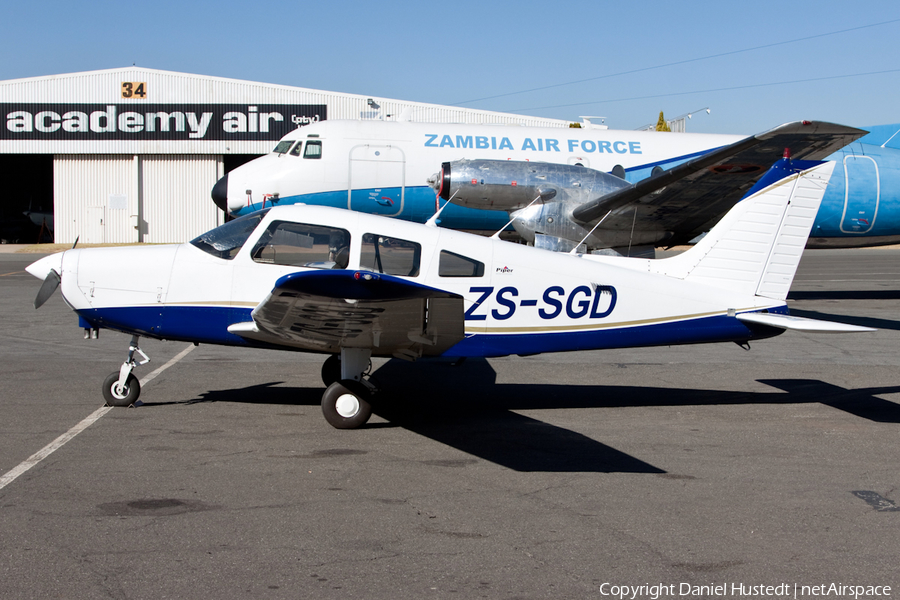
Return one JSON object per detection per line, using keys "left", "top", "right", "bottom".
{"left": 29, "top": 155, "right": 873, "bottom": 429}
{"left": 213, "top": 119, "right": 900, "bottom": 253}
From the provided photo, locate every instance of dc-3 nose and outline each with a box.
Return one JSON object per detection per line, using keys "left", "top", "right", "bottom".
{"left": 211, "top": 173, "right": 229, "bottom": 212}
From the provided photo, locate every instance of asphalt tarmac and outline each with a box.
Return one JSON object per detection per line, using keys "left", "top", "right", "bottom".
{"left": 1, "top": 248, "right": 898, "bottom": 599}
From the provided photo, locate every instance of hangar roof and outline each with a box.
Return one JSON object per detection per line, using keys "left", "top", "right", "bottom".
{"left": 1, "top": 67, "right": 570, "bottom": 154}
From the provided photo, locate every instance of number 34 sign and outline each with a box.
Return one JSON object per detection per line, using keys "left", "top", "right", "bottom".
{"left": 121, "top": 82, "right": 147, "bottom": 99}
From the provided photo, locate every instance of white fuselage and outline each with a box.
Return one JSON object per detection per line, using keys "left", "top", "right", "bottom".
{"left": 34, "top": 204, "right": 782, "bottom": 357}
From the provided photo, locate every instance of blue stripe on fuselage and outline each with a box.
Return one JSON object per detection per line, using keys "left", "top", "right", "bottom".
{"left": 76, "top": 305, "right": 786, "bottom": 358}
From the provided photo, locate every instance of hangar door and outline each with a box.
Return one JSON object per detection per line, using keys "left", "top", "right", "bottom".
{"left": 140, "top": 156, "right": 219, "bottom": 243}
{"left": 54, "top": 155, "right": 221, "bottom": 245}
{"left": 54, "top": 156, "right": 137, "bottom": 245}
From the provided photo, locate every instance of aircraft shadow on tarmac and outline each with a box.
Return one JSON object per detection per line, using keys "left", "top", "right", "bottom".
{"left": 143, "top": 358, "right": 900, "bottom": 474}
{"left": 789, "top": 290, "right": 900, "bottom": 301}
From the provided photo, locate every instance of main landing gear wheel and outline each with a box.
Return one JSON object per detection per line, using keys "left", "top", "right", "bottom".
{"left": 102, "top": 372, "right": 141, "bottom": 407}
{"left": 321, "top": 354, "right": 342, "bottom": 387}
{"left": 321, "top": 380, "right": 372, "bottom": 429}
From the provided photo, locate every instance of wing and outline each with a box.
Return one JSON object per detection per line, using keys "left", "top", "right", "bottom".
{"left": 572, "top": 121, "right": 867, "bottom": 244}
{"left": 227, "top": 270, "right": 465, "bottom": 359}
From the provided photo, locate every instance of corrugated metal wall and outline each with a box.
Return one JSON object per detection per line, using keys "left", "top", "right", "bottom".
{"left": 140, "top": 155, "right": 219, "bottom": 243}
{"left": 54, "top": 154, "right": 220, "bottom": 244}
{"left": 54, "top": 155, "right": 137, "bottom": 244}
{"left": 1, "top": 67, "right": 571, "bottom": 155}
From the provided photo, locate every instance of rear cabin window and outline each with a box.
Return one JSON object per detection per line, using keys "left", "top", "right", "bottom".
{"left": 361, "top": 233, "right": 421, "bottom": 277}
{"left": 250, "top": 221, "right": 351, "bottom": 269}
{"left": 439, "top": 250, "right": 485, "bottom": 277}
{"left": 304, "top": 140, "right": 322, "bottom": 159}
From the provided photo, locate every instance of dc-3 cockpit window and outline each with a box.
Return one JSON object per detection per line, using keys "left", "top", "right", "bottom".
{"left": 439, "top": 250, "right": 485, "bottom": 277}
{"left": 361, "top": 234, "right": 421, "bottom": 277}
{"left": 303, "top": 140, "right": 322, "bottom": 159}
{"left": 288, "top": 141, "right": 303, "bottom": 156}
{"left": 273, "top": 140, "right": 294, "bottom": 155}
{"left": 189, "top": 210, "right": 269, "bottom": 260}
{"left": 251, "top": 221, "right": 351, "bottom": 269}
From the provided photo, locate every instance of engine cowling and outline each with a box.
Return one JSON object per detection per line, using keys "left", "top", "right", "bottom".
{"left": 434, "top": 159, "right": 629, "bottom": 211}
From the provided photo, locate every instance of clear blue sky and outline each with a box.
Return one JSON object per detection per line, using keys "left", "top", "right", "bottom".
{"left": 2, "top": 0, "right": 898, "bottom": 135}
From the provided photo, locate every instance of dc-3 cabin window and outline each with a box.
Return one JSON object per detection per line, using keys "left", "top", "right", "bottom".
{"left": 303, "top": 140, "right": 322, "bottom": 159}
{"left": 189, "top": 210, "right": 269, "bottom": 260}
{"left": 438, "top": 250, "right": 485, "bottom": 277}
{"left": 250, "top": 221, "right": 351, "bottom": 269}
{"left": 361, "top": 233, "right": 421, "bottom": 277}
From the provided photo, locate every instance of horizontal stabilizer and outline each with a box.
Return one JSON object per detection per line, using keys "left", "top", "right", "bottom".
{"left": 736, "top": 312, "right": 875, "bottom": 333}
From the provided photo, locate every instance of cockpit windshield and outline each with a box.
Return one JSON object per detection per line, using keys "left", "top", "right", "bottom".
{"left": 189, "top": 210, "right": 270, "bottom": 259}
{"left": 272, "top": 140, "right": 296, "bottom": 154}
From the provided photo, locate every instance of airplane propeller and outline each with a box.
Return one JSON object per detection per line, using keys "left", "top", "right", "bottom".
{"left": 34, "top": 269, "right": 60, "bottom": 309}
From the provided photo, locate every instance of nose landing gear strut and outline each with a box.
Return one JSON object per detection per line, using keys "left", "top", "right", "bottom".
{"left": 101, "top": 334, "right": 150, "bottom": 407}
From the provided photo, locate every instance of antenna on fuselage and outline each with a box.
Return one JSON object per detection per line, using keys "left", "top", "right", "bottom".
{"left": 425, "top": 190, "right": 458, "bottom": 228}
{"left": 568, "top": 210, "right": 612, "bottom": 255}
{"left": 491, "top": 193, "right": 543, "bottom": 240}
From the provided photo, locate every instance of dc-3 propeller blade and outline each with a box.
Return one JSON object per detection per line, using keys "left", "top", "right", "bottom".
{"left": 34, "top": 269, "right": 60, "bottom": 309}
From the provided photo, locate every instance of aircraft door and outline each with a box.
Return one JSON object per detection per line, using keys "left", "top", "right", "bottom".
{"left": 840, "top": 155, "right": 879, "bottom": 233}
{"left": 348, "top": 145, "right": 405, "bottom": 216}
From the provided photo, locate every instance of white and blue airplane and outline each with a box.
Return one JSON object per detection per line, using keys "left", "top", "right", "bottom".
{"left": 212, "top": 119, "right": 900, "bottom": 252}
{"left": 29, "top": 155, "right": 872, "bottom": 428}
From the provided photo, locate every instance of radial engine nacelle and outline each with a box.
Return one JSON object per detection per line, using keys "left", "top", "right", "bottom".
{"left": 433, "top": 159, "right": 630, "bottom": 211}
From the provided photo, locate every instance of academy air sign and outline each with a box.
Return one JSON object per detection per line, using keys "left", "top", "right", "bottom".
{"left": 1, "top": 104, "right": 327, "bottom": 141}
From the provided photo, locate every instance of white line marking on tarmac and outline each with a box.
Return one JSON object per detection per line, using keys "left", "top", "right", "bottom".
{"left": 141, "top": 344, "right": 195, "bottom": 386}
{"left": 0, "top": 343, "right": 195, "bottom": 492}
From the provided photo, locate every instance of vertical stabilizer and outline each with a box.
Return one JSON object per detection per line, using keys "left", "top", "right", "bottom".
{"left": 651, "top": 159, "right": 835, "bottom": 300}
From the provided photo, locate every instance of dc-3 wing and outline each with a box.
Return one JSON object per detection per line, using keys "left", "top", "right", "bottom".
{"left": 572, "top": 121, "right": 867, "bottom": 244}
{"left": 227, "top": 270, "right": 465, "bottom": 360}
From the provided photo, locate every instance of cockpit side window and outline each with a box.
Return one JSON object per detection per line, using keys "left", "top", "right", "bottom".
{"left": 439, "top": 250, "right": 485, "bottom": 277}
{"left": 304, "top": 140, "right": 322, "bottom": 159}
{"left": 189, "top": 210, "right": 269, "bottom": 260}
{"left": 250, "top": 221, "right": 351, "bottom": 269}
{"left": 361, "top": 234, "right": 421, "bottom": 277}
{"left": 273, "top": 140, "right": 294, "bottom": 155}
{"left": 288, "top": 141, "right": 303, "bottom": 156}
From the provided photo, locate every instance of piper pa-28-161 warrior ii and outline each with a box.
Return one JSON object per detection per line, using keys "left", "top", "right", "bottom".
{"left": 212, "top": 119, "right": 900, "bottom": 252}
{"left": 29, "top": 156, "right": 872, "bottom": 429}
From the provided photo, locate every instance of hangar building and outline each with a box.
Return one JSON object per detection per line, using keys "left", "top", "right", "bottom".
{"left": 0, "top": 67, "right": 570, "bottom": 244}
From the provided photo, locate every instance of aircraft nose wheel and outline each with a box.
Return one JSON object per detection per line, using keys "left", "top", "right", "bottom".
{"left": 102, "top": 372, "right": 141, "bottom": 407}
{"left": 321, "top": 380, "right": 372, "bottom": 429}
